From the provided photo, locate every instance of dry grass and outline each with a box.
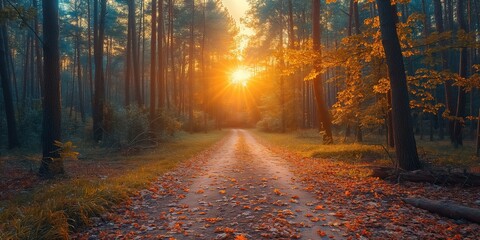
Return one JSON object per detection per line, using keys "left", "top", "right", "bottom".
{"left": 0, "top": 130, "right": 226, "bottom": 240}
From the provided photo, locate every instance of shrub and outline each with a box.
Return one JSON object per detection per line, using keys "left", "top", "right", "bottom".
{"left": 104, "top": 105, "right": 149, "bottom": 146}
{"left": 256, "top": 116, "right": 282, "bottom": 132}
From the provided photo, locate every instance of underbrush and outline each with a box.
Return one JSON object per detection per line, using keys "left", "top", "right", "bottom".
{"left": 0, "top": 130, "right": 226, "bottom": 240}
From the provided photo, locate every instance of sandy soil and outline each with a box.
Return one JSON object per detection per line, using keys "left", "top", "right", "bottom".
{"left": 75, "top": 129, "right": 342, "bottom": 239}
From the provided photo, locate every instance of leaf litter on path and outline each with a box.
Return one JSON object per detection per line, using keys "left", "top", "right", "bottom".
{"left": 73, "top": 129, "right": 480, "bottom": 239}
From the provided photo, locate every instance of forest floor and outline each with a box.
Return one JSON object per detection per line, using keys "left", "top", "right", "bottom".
{"left": 72, "top": 129, "right": 480, "bottom": 240}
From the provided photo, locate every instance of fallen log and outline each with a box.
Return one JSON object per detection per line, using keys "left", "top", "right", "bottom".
{"left": 403, "top": 198, "right": 480, "bottom": 224}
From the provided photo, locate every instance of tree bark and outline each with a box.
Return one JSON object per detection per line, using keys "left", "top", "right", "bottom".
{"left": 312, "top": 0, "right": 333, "bottom": 144}
{"left": 39, "top": 0, "right": 63, "bottom": 177}
{"left": 158, "top": 0, "right": 165, "bottom": 110}
{"left": 128, "top": 0, "right": 142, "bottom": 106}
{"left": 188, "top": 0, "right": 195, "bottom": 131}
{"left": 376, "top": 0, "right": 421, "bottom": 171}
{"left": 93, "top": 0, "right": 106, "bottom": 142}
{"left": 453, "top": 0, "right": 468, "bottom": 147}
{"left": 150, "top": 0, "right": 157, "bottom": 120}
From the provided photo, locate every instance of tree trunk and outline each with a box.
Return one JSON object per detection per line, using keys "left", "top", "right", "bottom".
{"left": 433, "top": 0, "right": 456, "bottom": 142}
{"left": 87, "top": 0, "right": 93, "bottom": 114}
{"left": 312, "top": 0, "right": 333, "bottom": 144}
{"left": 376, "top": 0, "right": 421, "bottom": 171}
{"left": 158, "top": 0, "right": 165, "bottom": 110}
{"left": 39, "top": 0, "right": 63, "bottom": 177}
{"left": 150, "top": 0, "right": 157, "bottom": 120}
{"left": 93, "top": 0, "right": 106, "bottom": 142}
{"left": 188, "top": 0, "right": 195, "bottom": 132}
{"left": 0, "top": 0, "right": 19, "bottom": 149}
{"left": 202, "top": 0, "right": 207, "bottom": 132}
{"left": 128, "top": 0, "right": 142, "bottom": 106}
{"left": 33, "top": 0, "right": 44, "bottom": 99}
{"left": 453, "top": 0, "right": 468, "bottom": 147}
{"left": 387, "top": 90, "right": 394, "bottom": 147}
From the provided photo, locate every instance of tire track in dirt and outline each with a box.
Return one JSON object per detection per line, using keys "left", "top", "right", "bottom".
{"left": 74, "top": 129, "right": 342, "bottom": 239}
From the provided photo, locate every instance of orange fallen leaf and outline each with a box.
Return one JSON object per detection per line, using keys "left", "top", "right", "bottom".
{"left": 219, "top": 190, "right": 226, "bottom": 194}
{"left": 204, "top": 217, "right": 223, "bottom": 223}
{"left": 196, "top": 189, "right": 205, "bottom": 194}
{"left": 317, "top": 230, "right": 326, "bottom": 237}
{"left": 235, "top": 235, "right": 248, "bottom": 240}
{"left": 334, "top": 212, "right": 345, "bottom": 218}
{"left": 274, "top": 188, "right": 282, "bottom": 195}
{"left": 315, "top": 205, "right": 325, "bottom": 210}
{"left": 310, "top": 217, "right": 320, "bottom": 222}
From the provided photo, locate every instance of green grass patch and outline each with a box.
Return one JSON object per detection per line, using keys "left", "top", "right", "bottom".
{"left": 253, "top": 130, "right": 391, "bottom": 165}
{"left": 253, "top": 129, "right": 480, "bottom": 170}
{"left": 0, "top": 131, "right": 226, "bottom": 240}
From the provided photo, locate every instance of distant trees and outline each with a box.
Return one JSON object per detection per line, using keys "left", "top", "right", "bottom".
{"left": 0, "top": 0, "right": 19, "bottom": 149}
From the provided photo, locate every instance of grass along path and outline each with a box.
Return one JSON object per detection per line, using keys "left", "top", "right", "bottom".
{"left": 253, "top": 129, "right": 480, "bottom": 171}
{"left": 0, "top": 130, "right": 227, "bottom": 240}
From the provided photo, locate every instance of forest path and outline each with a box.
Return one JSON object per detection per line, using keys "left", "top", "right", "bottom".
{"left": 75, "top": 129, "right": 342, "bottom": 239}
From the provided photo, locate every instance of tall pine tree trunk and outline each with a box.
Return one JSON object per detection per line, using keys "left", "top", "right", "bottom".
{"left": 39, "top": 0, "right": 63, "bottom": 177}
{"left": 453, "top": 0, "right": 468, "bottom": 147}
{"left": 188, "top": 0, "right": 195, "bottom": 131}
{"left": 93, "top": 0, "right": 106, "bottom": 142}
{"left": 150, "top": 0, "right": 157, "bottom": 120}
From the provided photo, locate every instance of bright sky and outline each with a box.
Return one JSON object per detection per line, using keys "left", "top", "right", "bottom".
{"left": 221, "top": 0, "right": 253, "bottom": 57}
{"left": 221, "top": 0, "right": 250, "bottom": 26}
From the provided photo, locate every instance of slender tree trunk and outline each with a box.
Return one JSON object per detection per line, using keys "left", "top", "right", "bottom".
{"left": 76, "top": 3, "right": 85, "bottom": 122}
{"left": 87, "top": 0, "right": 94, "bottom": 114}
{"left": 93, "top": 0, "right": 106, "bottom": 142}
{"left": 33, "top": 0, "right": 44, "bottom": 99}
{"left": 188, "top": 0, "right": 195, "bottom": 131}
{"left": 125, "top": 13, "right": 131, "bottom": 107}
{"left": 433, "top": 0, "right": 455, "bottom": 142}
{"left": 312, "top": 0, "right": 333, "bottom": 144}
{"left": 158, "top": 0, "right": 165, "bottom": 110}
{"left": 376, "top": 0, "right": 421, "bottom": 170}
{"left": 39, "top": 0, "right": 63, "bottom": 177}
{"left": 202, "top": 0, "right": 207, "bottom": 132}
{"left": 150, "top": 0, "right": 157, "bottom": 120}
{"left": 453, "top": 0, "right": 468, "bottom": 147}
{"left": 128, "top": 0, "right": 142, "bottom": 106}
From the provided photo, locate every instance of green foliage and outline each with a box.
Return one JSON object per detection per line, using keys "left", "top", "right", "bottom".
{"left": 256, "top": 115, "right": 282, "bottom": 132}
{"left": 152, "top": 110, "right": 182, "bottom": 136}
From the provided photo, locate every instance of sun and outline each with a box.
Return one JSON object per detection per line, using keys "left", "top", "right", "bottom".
{"left": 230, "top": 67, "right": 252, "bottom": 87}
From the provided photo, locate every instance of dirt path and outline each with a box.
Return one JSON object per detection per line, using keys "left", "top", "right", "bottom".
{"left": 75, "top": 129, "right": 342, "bottom": 239}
